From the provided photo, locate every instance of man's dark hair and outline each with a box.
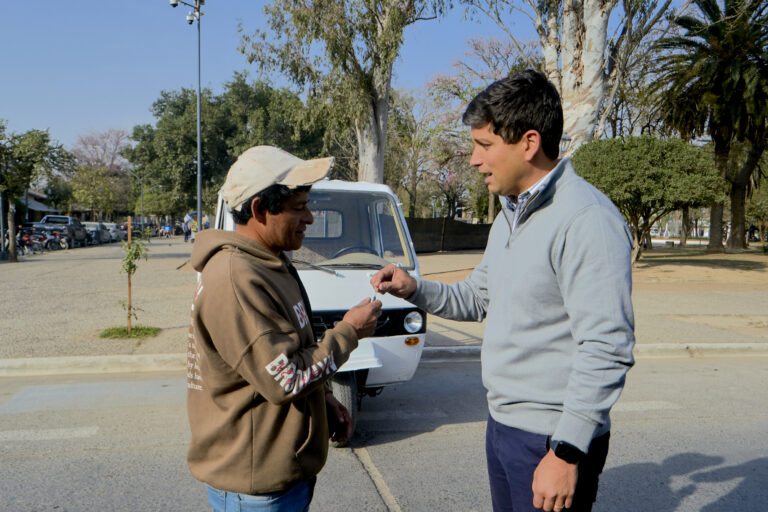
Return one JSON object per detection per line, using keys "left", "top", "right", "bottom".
{"left": 462, "top": 69, "right": 563, "bottom": 160}
{"left": 231, "top": 184, "right": 312, "bottom": 225}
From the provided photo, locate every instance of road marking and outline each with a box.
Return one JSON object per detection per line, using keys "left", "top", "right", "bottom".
{"left": 613, "top": 400, "right": 679, "bottom": 412}
{"left": 353, "top": 446, "right": 402, "bottom": 512}
{"left": 0, "top": 426, "right": 99, "bottom": 442}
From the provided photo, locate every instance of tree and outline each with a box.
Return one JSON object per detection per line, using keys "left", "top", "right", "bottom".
{"left": 746, "top": 182, "right": 768, "bottom": 243}
{"left": 239, "top": 0, "right": 447, "bottom": 184}
{"left": 72, "top": 129, "right": 132, "bottom": 214}
{"left": 70, "top": 165, "right": 117, "bottom": 219}
{"left": 385, "top": 92, "right": 438, "bottom": 218}
{"left": 464, "top": 0, "right": 675, "bottom": 150}
{"left": 654, "top": 0, "right": 768, "bottom": 251}
{"left": 572, "top": 136, "right": 725, "bottom": 262}
{"left": 426, "top": 133, "right": 476, "bottom": 218}
{"left": 0, "top": 123, "right": 70, "bottom": 262}
{"left": 124, "top": 76, "right": 325, "bottom": 220}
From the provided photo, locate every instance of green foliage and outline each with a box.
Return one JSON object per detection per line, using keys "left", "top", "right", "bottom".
{"left": 240, "top": 0, "right": 448, "bottom": 182}
{"left": 99, "top": 325, "right": 160, "bottom": 339}
{"left": 123, "top": 75, "right": 324, "bottom": 219}
{"left": 572, "top": 136, "right": 725, "bottom": 259}
{"left": 121, "top": 238, "right": 148, "bottom": 276}
{"left": 71, "top": 165, "right": 117, "bottom": 217}
{"left": 654, "top": 0, "right": 768, "bottom": 143}
{"left": 0, "top": 121, "right": 72, "bottom": 261}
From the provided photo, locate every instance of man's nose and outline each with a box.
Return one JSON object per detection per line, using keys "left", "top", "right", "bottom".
{"left": 469, "top": 149, "right": 481, "bottom": 168}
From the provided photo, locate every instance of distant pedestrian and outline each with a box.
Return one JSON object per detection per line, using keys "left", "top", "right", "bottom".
{"left": 182, "top": 219, "right": 190, "bottom": 243}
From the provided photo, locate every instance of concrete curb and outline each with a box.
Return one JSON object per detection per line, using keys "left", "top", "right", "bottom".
{"left": 2, "top": 343, "right": 768, "bottom": 377}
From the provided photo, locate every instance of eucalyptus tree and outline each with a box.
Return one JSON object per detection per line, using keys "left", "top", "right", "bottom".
{"left": 239, "top": 0, "right": 448, "bottom": 184}
{"left": 463, "top": 0, "right": 675, "bottom": 150}
{"left": 572, "top": 136, "right": 724, "bottom": 262}
{"left": 654, "top": 0, "right": 768, "bottom": 250}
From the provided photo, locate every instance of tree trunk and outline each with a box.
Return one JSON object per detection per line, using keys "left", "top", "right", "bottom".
{"left": 355, "top": 67, "right": 392, "bottom": 184}
{"left": 727, "top": 182, "right": 747, "bottom": 250}
{"left": 708, "top": 135, "right": 730, "bottom": 252}
{"left": 546, "top": 0, "right": 614, "bottom": 151}
{"left": 680, "top": 207, "right": 689, "bottom": 247}
{"left": 488, "top": 191, "right": 496, "bottom": 223}
{"left": 8, "top": 203, "right": 18, "bottom": 263}
{"left": 727, "top": 131, "right": 767, "bottom": 250}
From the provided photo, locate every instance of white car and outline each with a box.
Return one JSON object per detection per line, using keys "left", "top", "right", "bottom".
{"left": 215, "top": 180, "right": 426, "bottom": 444}
{"left": 103, "top": 222, "right": 127, "bottom": 242}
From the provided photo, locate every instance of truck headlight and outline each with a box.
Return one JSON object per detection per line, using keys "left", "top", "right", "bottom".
{"left": 403, "top": 311, "right": 423, "bottom": 333}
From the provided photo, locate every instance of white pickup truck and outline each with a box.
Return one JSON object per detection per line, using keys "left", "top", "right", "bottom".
{"left": 215, "top": 180, "right": 426, "bottom": 444}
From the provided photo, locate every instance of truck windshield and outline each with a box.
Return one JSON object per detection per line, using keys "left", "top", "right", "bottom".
{"left": 289, "top": 190, "right": 414, "bottom": 270}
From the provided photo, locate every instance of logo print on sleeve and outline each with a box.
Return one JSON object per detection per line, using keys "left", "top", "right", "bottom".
{"left": 265, "top": 352, "right": 338, "bottom": 395}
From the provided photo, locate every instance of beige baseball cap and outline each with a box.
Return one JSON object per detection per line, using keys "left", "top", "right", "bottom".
{"left": 220, "top": 146, "right": 334, "bottom": 211}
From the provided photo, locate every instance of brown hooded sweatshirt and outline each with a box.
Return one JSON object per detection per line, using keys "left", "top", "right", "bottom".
{"left": 186, "top": 230, "right": 359, "bottom": 494}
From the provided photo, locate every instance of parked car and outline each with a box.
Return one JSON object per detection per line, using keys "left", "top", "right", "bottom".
{"left": 132, "top": 222, "right": 158, "bottom": 238}
{"left": 103, "top": 222, "right": 127, "bottom": 242}
{"left": 39, "top": 215, "right": 88, "bottom": 248}
{"left": 214, "top": 180, "right": 426, "bottom": 445}
{"left": 83, "top": 222, "right": 111, "bottom": 245}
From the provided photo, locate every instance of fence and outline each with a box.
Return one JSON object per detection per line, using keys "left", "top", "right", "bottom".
{"left": 405, "top": 217, "right": 491, "bottom": 253}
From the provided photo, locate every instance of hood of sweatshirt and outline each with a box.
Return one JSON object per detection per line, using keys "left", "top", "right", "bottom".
{"left": 190, "top": 229, "right": 286, "bottom": 273}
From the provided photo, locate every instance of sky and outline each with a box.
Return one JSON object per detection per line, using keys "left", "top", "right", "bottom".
{"left": 0, "top": 1, "right": 532, "bottom": 150}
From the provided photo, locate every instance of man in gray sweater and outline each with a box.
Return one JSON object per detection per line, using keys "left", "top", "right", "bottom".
{"left": 371, "top": 70, "right": 635, "bottom": 512}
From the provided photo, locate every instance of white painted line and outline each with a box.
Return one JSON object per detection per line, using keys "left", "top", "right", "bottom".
{"left": 0, "top": 426, "right": 99, "bottom": 442}
{"left": 354, "top": 446, "right": 402, "bottom": 512}
{"left": 613, "top": 400, "right": 679, "bottom": 412}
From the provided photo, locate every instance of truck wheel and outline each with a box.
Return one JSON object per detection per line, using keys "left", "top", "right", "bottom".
{"left": 330, "top": 371, "right": 358, "bottom": 448}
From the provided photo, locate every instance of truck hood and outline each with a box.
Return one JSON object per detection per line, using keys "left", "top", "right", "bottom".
{"left": 298, "top": 267, "right": 417, "bottom": 311}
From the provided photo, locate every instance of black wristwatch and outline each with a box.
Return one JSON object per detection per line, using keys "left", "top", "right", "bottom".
{"left": 551, "top": 440, "right": 585, "bottom": 464}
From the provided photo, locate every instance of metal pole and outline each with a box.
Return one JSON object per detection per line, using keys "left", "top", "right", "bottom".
{"left": 196, "top": 7, "right": 203, "bottom": 231}
{"left": 140, "top": 178, "right": 144, "bottom": 225}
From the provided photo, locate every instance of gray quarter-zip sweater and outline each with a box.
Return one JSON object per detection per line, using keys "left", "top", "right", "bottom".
{"left": 409, "top": 158, "right": 635, "bottom": 452}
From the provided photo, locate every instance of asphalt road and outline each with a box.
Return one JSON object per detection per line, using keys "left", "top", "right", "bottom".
{"left": 1, "top": 357, "right": 766, "bottom": 511}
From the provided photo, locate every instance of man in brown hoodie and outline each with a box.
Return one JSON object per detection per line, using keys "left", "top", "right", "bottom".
{"left": 186, "top": 146, "right": 382, "bottom": 511}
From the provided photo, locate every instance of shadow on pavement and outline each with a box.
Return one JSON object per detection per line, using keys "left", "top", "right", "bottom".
{"left": 347, "top": 362, "right": 487, "bottom": 448}
{"left": 637, "top": 257, "right": 767, "bottom": 272}
{"left": 595, "top": 453, "right": 768, "bottom": 511}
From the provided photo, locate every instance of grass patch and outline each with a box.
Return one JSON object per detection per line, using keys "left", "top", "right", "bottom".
{"left": 100, "top": 326, "right": 161, "bottom": 339}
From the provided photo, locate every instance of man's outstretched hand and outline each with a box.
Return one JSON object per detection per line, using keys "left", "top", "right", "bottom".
{"left": 370, "top": 264, "right": 417, "bottom": 299}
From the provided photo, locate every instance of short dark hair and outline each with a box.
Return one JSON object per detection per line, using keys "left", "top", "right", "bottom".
{"left": 462, "top": 69, "right": 563, "bottom": 160}
{"left": 231, "top": 184, "right": 312, "bottom": 225}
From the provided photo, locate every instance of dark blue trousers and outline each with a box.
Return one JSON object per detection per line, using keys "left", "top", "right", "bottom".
{"left": 485, "top": 415, "right": 609, "bottom": 512}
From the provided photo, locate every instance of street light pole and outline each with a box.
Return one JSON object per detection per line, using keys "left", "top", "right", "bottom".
{"left": 170, "top": 0, "right": 204, "bottom": 232}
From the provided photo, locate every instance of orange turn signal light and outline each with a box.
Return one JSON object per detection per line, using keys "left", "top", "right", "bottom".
{"left": 404, "top": 337, "right": 419, "bottom": 346}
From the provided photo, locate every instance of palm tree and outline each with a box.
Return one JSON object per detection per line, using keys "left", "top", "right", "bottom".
{"left": 653, "top": 0, "right": 768, "bottom": 250}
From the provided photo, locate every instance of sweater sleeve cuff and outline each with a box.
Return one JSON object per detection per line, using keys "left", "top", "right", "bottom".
{"left": 332, "top": 320, "right": 359, "bottom": 353}
{"left": 552, "top": 410, "right": 600, "bottom": 454}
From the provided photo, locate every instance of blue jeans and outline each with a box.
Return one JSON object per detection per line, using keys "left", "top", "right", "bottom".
{"left": 206, "top": 478, "right": 316, "bottom": 512}
{"left": 485, "top": 415, "right": 609, "bottom": 512}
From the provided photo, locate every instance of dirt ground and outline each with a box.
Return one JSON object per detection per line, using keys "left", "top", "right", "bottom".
{"left": 1, "top": 240, "right": 766, "bottom": 359}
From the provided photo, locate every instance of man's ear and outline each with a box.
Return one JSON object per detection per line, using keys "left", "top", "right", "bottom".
{"left": 522, "top": 130, "right": 542, "bottom": 162}
{"left": 250, "top": 197, "right": 267, "bottom": 224}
